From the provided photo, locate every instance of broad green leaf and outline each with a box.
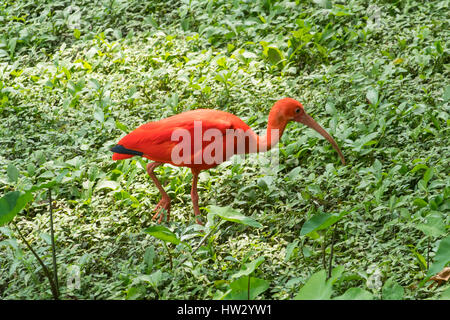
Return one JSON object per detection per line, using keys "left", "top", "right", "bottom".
{"left": 126, "top": 287, "right": 142, "bottom": 300}
{"left": 409, "top": 245, "right": 427, "bottom": 270}
{"left": 7, "top": 164, "right": 19, "bottom": 183}
{"left": 415, "top": 212, "right": 445, "bottom": 238}
{"left": 30, "top": 180, "right": 57, "bottom": 191}
{"left": 427, "top": 234, "right": 450, "bottom": 277}
{"left": 89, "top": 78, "right": 101, "bottom": 90}
{"left": 115, "top": 120, "right": 129, "bottom": 133}
{"left": 285, "top": 240, "right": 298, "bottom": 262}
{"left": 329, "top": 265, "right": 345, "bottom": 284}
{"left": 96, "top": 180, "right": 120, "bottom": 190}
{"left": 232, "top": 257, "right": 265, "bottom": 279}
{"left": 333, "top": 287, "right": 374, "bottom": 300}
{"left": 300, "top": 211, "right": 349, "bottom": 236}
{"left": 266, "top": 47, "right": 284, "bottom": 66}
{"left": 207, "top": 206, "right": 263, "bottom": 228}
{"left": 439, "top": 286, "right": 450, "bottom": 300}
{"left": 411, "top": 163, "right": 428, "bottom": 173}
{"left": 366, "top": 88, "right": 379, "bottom": 105}
{"left": 94, "top": 108, "right": 104, "bottom": 123}
{"left": 294, "top": 269, "right": 331, "bottom": 300}
{"left": 287, "top": 167, "right": 301, "bottom": 181}
{"left": 144, "top": 226, "right": 180, "bottom": 245}
{"left": 144, "top": 246, "right": 155, "bottom": 270}
{"left": 224, "top": 276, "right": 270, "bottom": 300}
{"left": 352, "top": 132, "right": 378, "bottom": 152}
{"left": 73, "top": 28, "right": 81, "bottom": 39}
{"left": 134, "top": 270, "right": 163, "bottom": 288}
{"left": 0, "top": 191, "right": 33, "bottom": 226}
{"left": 413, "top": 198, "right": 428, "bottom": 208}
{"left": 382, "top": 278, "right": 404, "bottom": 300}
{"left": 423, "top": 167, "right": 434, "bottom": 183}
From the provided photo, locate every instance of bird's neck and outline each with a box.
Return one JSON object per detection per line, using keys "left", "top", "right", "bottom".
{"left": 256, "top": 114, "right": 288, "bottom": 152}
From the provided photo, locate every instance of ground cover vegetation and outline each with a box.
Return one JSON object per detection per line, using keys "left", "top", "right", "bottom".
{"left": 0, "top": 0, "right": 449, "bottom": 299}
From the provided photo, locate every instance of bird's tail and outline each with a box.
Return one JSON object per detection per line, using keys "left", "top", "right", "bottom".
{"left": 110, "top": 144, "right": 143, "bottom": 160}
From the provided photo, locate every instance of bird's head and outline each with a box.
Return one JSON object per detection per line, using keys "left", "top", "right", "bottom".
{"left": 273, "top": 97, "right": 346, "bottom": 165}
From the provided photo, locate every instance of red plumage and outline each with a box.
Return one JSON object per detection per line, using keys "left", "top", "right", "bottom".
{"left": 112, "top": 98, "right": 345, "bottom": 224}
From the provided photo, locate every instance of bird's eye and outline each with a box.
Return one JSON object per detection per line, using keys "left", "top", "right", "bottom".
{"left": 295, "top": 108, "right": 301, "bottom": 113}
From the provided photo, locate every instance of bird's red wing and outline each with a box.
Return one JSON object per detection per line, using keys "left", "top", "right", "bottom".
{"left": 116, "top": 117, "right": 236, "bottom": 164}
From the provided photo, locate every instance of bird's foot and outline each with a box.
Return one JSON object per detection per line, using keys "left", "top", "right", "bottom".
{"left": 195, "top": 217, "right": 204, "bottom": 225}
{"left": 151, "top": 197, "right": 171, "bottom": 223}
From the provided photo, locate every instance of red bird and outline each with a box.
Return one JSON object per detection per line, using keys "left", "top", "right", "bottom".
{"left": 111, "top": 98, "right": 345, "bottom": 224}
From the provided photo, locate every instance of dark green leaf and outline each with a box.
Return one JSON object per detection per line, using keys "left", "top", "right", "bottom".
{"left": 0, "top": 191, "right": 33, "bottom": 226}
{"left": 144, "top": 226, "right": 180, "bottom": 245}
{"left": 207, "top": 206, "right": 263, "bottom": 228}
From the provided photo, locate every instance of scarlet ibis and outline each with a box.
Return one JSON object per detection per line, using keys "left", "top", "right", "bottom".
{"left": 111, "top": 98, "right": 345, "bottom": 224}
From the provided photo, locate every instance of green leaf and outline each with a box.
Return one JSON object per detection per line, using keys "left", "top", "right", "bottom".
{"left": 232, "top": 257, "right": 265, "bottom": 279}
{"left": 285, "top": 240, "right": 298, "bottom": 262}
{"left": 300, "top": 211, "right": 349, "bottom": 236}
{"left": 423, "top": 167, "right": 434, "bottom": 183}
{"left": 287, "top": 167, "right": 302, "bottom": 181}
{"left": 435, "top": 40, "right": 443, "bottom": 55}
{"left": 382, "top": 278, "right": 404, "bottom": 300}
{"left": 134, "top": 270, "right": 163, "bottom": 288}
{"left": 94, "top": 108, "right": 104, "bottom": 123}
{"left": 40, "top": 232, "right": 52, "bottom": 245}
{"left": 411, "top": 163, "right": 428, "bottom": 173}
{"left": 443, "top": 85, "right": 450, "bottom": 102}
{"left": 144, "top": 226, "right": 180, "bottom": 245}
{"left": 366, "top": 88, "right": 379, "bottom": 105}
{"left": 224, "top": 276, "right": 270, "bottom": 300}
{"left": 96, "top": 180, "right": 120, "bottom": 191}
{"left": 115, "top": 120, "right": 129, "bottom": 133}
{"left": 207, "top": 206, "right": 263, "bottom": 228}
{"left": 7, "top": 163, "right": 19, "bottom": 183}
{"left": 427, "top": 234, "right": 450, "bottom": 278}
{"left": 415, "top": 212, "right": 445, "bottom": 238}
{"left": 439, "top": 286, "right": 450, "bottom": 300}
{"left": 409, "top": 245, "right": 427, "bottom": 270}
{"left": 294, "top": 269, "right": 331, "bottom": 300}
{"left": 413, "top": 198, "right": 428, "bottom": 208}
{"left": 313, "top": 0, "right": 332, "bottom": 9}
{"left": 266, "top": 47, "right": 284, "bottom": 66}
{"left": 333, "top": 287, "right": 374, "bottom": 300}
{"left": 73, "top": 28, "right": 81, "bottom": 39}
{"left": 0, "top": 191, "right": 33, "bottom": 226}
{"left": 89, "top": 78, "right": 101, "bottom": 91}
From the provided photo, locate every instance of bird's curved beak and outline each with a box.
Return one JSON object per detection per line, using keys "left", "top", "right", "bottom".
{"left": 296, "top": 112, "right": 346, "bottom": 165}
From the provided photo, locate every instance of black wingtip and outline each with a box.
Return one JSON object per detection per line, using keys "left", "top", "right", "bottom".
{"left": 110, "top": 144, "right": 143, "bottom": 156}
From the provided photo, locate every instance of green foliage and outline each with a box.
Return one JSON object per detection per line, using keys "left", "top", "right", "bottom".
{"left": 427, "top": 235, "right": 450, "bottom": 278}
{"left": 382, "top": 278, "right": 405, "bottom": 300}
{"left": 207, "top": 205, "right": 263, "bottom": 229}
{"left": 1, "top": 0, "right": 449, "bottom": 300}
{"left": 0, "top": 191, "right": 32, "bottom": 226}
{"left": 144, "top": 226, "right": 181, "bottom": 245}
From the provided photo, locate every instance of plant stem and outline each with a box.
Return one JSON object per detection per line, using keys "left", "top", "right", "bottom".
{"left": 48, "top": 189, "right": 59, "bottom": 296}
{"left": 178, "top": 220, "right": 224, "bottom": 266}
{"left": 328, "top": 224, "right": 338, "bottom": 279}
{"left": 322, "top": 232, "right": 327, "bottom": 270}
{"left": 13, "top": 221, "right": 59, "bottom": 299}
{"left": 162, "top": 241, "right": 173, "bottom": 270}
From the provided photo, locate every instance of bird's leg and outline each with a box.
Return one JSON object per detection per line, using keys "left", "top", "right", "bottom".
{"left": 146, "top": 162, "right": 171, "bottom": 223}
{"left": 190, "top": 169, "right": 203, "bottom": 225}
